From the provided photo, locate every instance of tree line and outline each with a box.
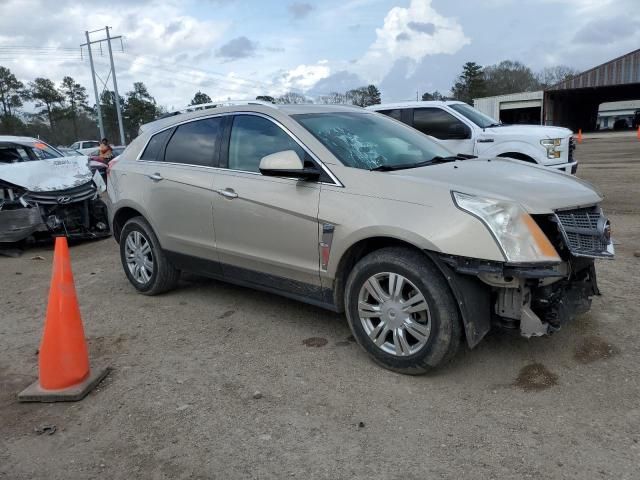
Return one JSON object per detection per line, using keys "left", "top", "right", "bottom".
{"left": 427, "top": 60, "right": 579, "bottom": 104}
{"left": 1, "top": 58, "right": 578, "bottom": 146}
{"left": 0, "top": 65, "right": 162, "bottom": 146}
{"left": 186, "top": 85, "right": 383, "bottom": 108}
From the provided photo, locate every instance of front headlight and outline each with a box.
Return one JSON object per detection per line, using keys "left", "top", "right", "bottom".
{"left": 452, "top": 192, "right": 560, "bottom": 263}
{"left": 540, "top": 138, "right": 562, "bottom": 159}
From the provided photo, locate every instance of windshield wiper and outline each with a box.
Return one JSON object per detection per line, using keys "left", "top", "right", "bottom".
{"left": 486, "top": 122, "right": 504, "bottom": 128}
{"left": 370, "top": 154, "right": 476, "bottom": 171}
{"left": 430, "top": 154, "right": 477, "bottom": 163}
{"left": 370, "top": 159, "right": 434, "bottom": 171}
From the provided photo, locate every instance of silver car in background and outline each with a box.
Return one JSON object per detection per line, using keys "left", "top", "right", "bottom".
{"left": 107, "top": 102, "right": 613, "bottom": 374}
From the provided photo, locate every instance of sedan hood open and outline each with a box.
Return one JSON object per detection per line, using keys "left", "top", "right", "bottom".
{"left": 389, "top": 157, "right": 602, "bottom": 213}
{"left": 0, "top": 156, "right": 92, "bottom": 192}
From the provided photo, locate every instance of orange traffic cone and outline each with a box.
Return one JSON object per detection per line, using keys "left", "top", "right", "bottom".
{"left": 577, "top": 129, "right": 583, "bottom": 143}
{"left": 18, "top": 237, "right": 109, "bottom": 402}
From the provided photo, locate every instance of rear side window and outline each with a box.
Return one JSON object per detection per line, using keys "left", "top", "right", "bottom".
{"left": 228, "top": 115, "right": 305, "bottom": 173}
{"left": 85, "top": 141, "right": 100, "bottom": 148}
{"left": 140, "top": 129, "right": 172, "bottom": 161}
{"left": 164, "top": 117, "right": 223, "bottom": 166}
{"left": 379, "top": 109, "right": 402, "bottom": 121}
{"left": 413, "top": 108, "right": 470, "bottom": 140}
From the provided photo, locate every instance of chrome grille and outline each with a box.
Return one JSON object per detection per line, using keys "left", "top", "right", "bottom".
{"left": 568, "top": 136, "right": 576, "bottom": 162}
{"left": 554, "top": 206, "right": 613, "bottom": 258}
{"left": 24, "top": 182, "right": 96, "bottom": 205}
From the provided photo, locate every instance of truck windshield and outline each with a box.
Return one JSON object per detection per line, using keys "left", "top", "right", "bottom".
{"left": 293, "top": 112, "right": 453, "bottom": 171}
{"left": 449, "top": 103, "right": 500, "bottom": 128}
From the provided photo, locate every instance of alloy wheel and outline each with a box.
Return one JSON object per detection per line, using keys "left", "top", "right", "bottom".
{"left": 124, "top": 230, "right": 154, "bottom": 284}
{"left": 357, "top": 272, "right": 432, "bottom": 356}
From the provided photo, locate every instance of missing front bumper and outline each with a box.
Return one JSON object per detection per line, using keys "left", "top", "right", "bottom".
{"left": 0, "top": 207, "right": 46, "bottom": 242}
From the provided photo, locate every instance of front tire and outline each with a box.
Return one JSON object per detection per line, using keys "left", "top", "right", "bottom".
{"left": 119, "top": 216, "right": 180, "bottom": 295}
{"left": 344, "top": 247, "right": 461, "bottom": 374}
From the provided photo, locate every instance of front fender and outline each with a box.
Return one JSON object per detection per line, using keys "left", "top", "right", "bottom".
{"left": 480, "top": 140, "right": 544, "bottom": 164}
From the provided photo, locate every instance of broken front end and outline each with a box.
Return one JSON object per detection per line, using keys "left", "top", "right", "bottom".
{"left": 439, "top": 205, "right": 613, "bottom": 341}
{"left": 0, "top": 180, "right": 109, "bottom": 243}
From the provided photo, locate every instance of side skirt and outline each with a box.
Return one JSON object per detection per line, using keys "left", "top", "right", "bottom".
{"left": 165, "top": 250, "right": 340, "bottom": 313}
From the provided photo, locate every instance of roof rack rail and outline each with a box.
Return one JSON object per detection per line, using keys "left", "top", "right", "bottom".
{"left": 163, "top": 99, "right": 277, "bottom": 116}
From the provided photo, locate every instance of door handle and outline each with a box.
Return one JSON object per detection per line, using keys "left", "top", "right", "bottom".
{"left": 216, "top": 188, "right": 238, "bottom": 199}
{"left": 147, "top": 172, "right": 163, "bottom": 182}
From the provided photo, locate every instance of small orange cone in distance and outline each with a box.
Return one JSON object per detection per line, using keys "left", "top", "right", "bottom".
{"left": 577, "top": 129, "right": 583, "bottom": 143}
{"left": 38, "top": 236, "right": 90, "bottom": 389}
{"left": 18, "top": 237, "right": 109, "bottom": 402}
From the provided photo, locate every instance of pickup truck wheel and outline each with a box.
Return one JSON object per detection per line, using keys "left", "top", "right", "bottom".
{"left": 344, "top": 247, "right": 461, "bottom": 374}
{"left": 119, "top": 216, "right": 180, "bottom": 295}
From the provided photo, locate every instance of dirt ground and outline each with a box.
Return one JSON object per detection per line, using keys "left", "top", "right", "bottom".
{"left": 1, "top": 135, "right": 639, "bottom": 479}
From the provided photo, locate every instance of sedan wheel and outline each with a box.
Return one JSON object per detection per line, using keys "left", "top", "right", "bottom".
{"left": 358, "top": 272, "right": 431, "bottom": 356}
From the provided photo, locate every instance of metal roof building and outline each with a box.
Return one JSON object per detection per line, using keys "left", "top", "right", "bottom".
{"left": 543, "top": 48, "right": 640, "bottom": 131}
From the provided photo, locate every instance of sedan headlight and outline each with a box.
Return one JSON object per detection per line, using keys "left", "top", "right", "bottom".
{"left": 541, "top": 138, "right": 561, "bottom": 159}
{"left": 452, "top": 192, "right": 560, "bottom": 263}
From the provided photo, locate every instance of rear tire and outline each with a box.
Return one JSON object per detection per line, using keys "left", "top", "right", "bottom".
{"left": 344, "top": 247, "right": 461, "bottom": 374}
{"left": 119, "top": 216, "right": 180, "bottom": 295}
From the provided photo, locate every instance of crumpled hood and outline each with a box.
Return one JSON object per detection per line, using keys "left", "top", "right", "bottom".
{"left": 485, "top": 124, "right": 572, "bottom": 138}
{"left": 0, "top": 156, "right": 92, "bottom": 192}
{"left": 388, "top": 157, "right": 602, "bottom": 214}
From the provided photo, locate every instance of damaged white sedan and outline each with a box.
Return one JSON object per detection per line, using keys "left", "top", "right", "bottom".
{"left": 0, "top": 136, "right": 109, "bottom": 243}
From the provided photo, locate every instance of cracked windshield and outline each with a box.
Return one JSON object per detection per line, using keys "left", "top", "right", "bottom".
{"left": 294, "top": 112, "right": 452, "bottom": 170}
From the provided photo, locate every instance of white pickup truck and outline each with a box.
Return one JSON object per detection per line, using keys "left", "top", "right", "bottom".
{"left": 368, "top": 101, "right": 577, "bottom": 174}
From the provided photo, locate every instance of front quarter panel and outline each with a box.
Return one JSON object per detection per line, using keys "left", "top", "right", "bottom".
{"left": 319, "top": 172, "right": 505, "bottom": 281}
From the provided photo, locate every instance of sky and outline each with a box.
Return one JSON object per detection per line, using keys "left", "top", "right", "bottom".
{"left": 0, "top": 0, "right": 639, "bottom": 110}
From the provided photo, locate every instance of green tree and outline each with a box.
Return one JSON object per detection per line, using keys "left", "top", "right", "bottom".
{"left": 190, "top": 91, "right": 212, "bottom": 105}
{"left": 421, "top": 90, "right": 446, "bottom": 101}
{"left": 0, "top": 66, "right": 25, "bottom": 117}
{"left": 123, "top": 82, "right": 159, "bottom": 141}
{"left": 483, "top": 60, "right": 540, "bottom": 96}
{"left": 60, "top": 76, "right": 90, "bottom": 139}
{"left": 100, "top": 90, "right": 119, "bottom": 142}
{"left": 29, "top": 77, "right": 64, "bottom": 129}
{"left": 256, "top": 95, "right": 275, "bottom": 103}
{"left": 451, "top": 62, "right": 485, "bottom": 104}
{"left": 346, "top": 84, "right": 381, "bottom": 107}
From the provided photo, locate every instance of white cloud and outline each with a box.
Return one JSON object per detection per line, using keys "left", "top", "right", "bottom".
{"left": 355, "top": 0, "right": 470, "bottom": 82}
{"left": 279, "top": 62, "right": 331, "bottom": 91}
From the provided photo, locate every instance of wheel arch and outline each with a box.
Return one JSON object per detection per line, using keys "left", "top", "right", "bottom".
{"left": 112, "top": 206, "right": 144, "bottom": 243}
{"left": 497, "top": 151, "right": 536, "bottom": 163}
{"left": 332, "top": 236, "right": 491, "bottom": 348}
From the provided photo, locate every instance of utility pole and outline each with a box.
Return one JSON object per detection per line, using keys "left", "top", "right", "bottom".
{"left": 81, "top": 27, "right": 125, "bottom": 144}
{"left": 106, "top": 26, "right": 126, "bottom": 145}
{"left": 84, "top": 30, "right": 104, "bottom": 140}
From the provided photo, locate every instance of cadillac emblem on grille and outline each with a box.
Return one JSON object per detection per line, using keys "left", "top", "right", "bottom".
{"left": 597, "top": 217, "right": 611, "bottom": 244}
{"left": 554, "top": 206, "right": 614, "bottom": 258}
{"left": 57, "top": 196, "right": 72, "bottom": 205}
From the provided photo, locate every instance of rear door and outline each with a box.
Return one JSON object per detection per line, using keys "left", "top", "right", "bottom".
{"left": 211, "top": 113, "right": 323, "bottom": 299}
{"left": 141, "top": 116, "right": 226, "bottom": 266}
{"left": 412, "top": 107, "right": 475, "bottom": 155}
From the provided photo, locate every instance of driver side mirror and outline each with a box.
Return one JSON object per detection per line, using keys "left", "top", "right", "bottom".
{"left": 259, "top": 150, "right": 320, "bottom": 180}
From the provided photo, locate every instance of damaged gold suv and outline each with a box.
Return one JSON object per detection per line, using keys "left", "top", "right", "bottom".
{"left": 107, "top": 102, "right": 613, "bottom": 374}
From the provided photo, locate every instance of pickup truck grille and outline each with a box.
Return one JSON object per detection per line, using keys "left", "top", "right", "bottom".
{"left": 568, "top": 136, "right": 576, "bottom": 163}
{"left": 554, "top": 206, "right": 612, "bottom": 258}
{"left": 24, "top": 181, "right": 96, "bottom": 205}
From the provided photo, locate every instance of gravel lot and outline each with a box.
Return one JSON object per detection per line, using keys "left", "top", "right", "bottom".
{"left": 1, "top": 134, "right": 639, "bottom": 479}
